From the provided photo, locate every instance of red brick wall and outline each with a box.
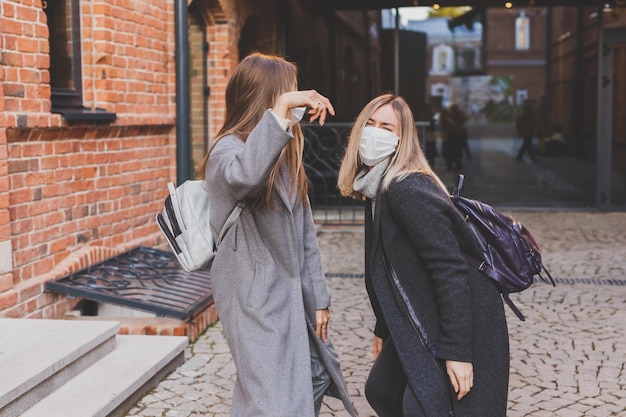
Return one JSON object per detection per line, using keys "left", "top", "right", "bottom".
{"left": 6, "top": 126, "right": 171, "bottom": 280}
{"left": 1, "top": 0, "right": 55, "bottom": 128}
{"left": 0, "top": 0, "right": 283, "bottom": 322}
{"left": 189, "top": 14, "right": 207, "bottom": 175}
{"left": 207, "top": 20, "right": 239, "bottom": 141}
{"left": 3, "top": 125, "right": 173, "bottom": 318}
{"left": 486, "top": 7, "right": 548, "bottom": 102}
{"left": 80, "top": 0, "right": 175, "bottom": 126}
{"left": 1, "top": 63, "right": 13, "bottom": 296}
{"left": 0, "top": 0, "right": 181, "bottom": 319}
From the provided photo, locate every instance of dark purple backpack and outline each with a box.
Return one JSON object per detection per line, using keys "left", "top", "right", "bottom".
{"left": 451, "top": 174, "right": 555, "bottom": 321}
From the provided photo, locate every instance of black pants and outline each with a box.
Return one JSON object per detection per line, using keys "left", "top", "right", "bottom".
{"left": 443, "top": 135, "right": 464, "bottom": 171}
{"left": 365, "top": 340, "right": 426, "bottom": 417}
{"left": 516, "top": 135, "right": 536, "bottom": 162}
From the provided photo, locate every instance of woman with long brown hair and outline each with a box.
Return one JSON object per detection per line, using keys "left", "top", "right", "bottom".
{"left": 338, "top": 94, "right": 509, "bottom": 417}
{"left": 200, "top": 53, "right": 355, "bottom": 417}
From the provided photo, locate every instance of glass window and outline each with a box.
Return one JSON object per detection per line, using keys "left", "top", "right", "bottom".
{"left": 515, "top": 12, "right": 530, "bottom": 50}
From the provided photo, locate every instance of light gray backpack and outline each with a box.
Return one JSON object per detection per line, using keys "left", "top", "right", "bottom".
{"left": 156, "top": 180, "right": 243, "bottom": 272}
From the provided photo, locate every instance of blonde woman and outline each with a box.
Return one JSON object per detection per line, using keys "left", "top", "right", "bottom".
{"left": 200, "top": 53, "right": 355, "bottom": 417}
{"left": 338, "top": 94, "right": 509, "bottom": 417}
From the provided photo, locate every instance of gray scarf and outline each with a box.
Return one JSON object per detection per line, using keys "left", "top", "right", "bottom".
{"left": 353, "top": 159, "right": 389, "bottom": 200}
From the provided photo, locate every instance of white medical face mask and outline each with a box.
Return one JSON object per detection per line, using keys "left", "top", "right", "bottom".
{"left": 359, "top": 126, "right": 400, "bottom": 166}
{"left": 291, "top": 107, "right": 307, "bottom": 125}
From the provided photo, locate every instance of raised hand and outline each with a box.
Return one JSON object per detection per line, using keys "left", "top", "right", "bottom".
{"left": 273, "top": 90, "right": 335, "bottom": 126}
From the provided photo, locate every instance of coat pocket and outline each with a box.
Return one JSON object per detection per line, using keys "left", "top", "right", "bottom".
{"left": 246, "top": 260, "right": 266, "bottom": 309}
{"left": 226, "top": 223, "right": 238, "bottom": 251}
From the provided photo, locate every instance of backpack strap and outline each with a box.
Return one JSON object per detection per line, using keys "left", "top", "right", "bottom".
{"left": 374, "top": 196, "right": 437, "bottom": 357}
{"left": 382, "top": 246, "right": 438, "bottom": 357}
{"left": 538, "top": 266, "right": 557, "bottom": 287}
{"left": 501, "top": 292, "right": 526, "bottom": 322}
{"left": 215, "top": 201, "right": 246, "bottom": 249}
{"left": 451, "top": 173, "right": 465, "bottom": 197}
{"left": 463, "top": 253, "right": 526, "bottom": 321}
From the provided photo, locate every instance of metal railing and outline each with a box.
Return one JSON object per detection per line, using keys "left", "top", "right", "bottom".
{"left": 45, "top": 246, "right": 213, "bottom": 319}
{"left": 302, "top": 121, "right": 428, "bottom": 225}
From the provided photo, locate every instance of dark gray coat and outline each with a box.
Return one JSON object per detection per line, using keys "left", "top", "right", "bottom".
{"left": 206, "top": 111, "right": 355, "bottom": 417}
{"left": 365, "top": 173, "right": 509, "bottom": 417}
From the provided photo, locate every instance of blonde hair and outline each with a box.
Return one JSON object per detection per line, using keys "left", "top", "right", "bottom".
{"left": 337, "top": 94, "right": 447, "bottom": 200}
{"left": 199, "top": 53, "right": 308, "bottom": 208}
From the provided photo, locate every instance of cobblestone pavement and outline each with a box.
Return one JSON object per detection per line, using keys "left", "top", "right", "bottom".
{"left": 126, "top": 211, "right": 626, "bottom": 417}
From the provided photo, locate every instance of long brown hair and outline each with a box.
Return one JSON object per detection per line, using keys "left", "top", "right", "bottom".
{"left": 337, "top": 94, "right": 447, "bottom": 200}
{"left": 199, "top": 53, "right": 308, "bottom": 207}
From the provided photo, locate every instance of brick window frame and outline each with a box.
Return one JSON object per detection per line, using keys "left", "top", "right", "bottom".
{"left": 44, "top": 0, "right": 115, "bottom": 122}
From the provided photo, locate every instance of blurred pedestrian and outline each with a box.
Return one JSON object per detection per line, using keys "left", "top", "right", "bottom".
{"left": 337, "top": 93, "right": 510, "bottom": 417}
{"left": 515, "top": 100, "right": 538, "bottom": 163}
{"left": 200, "top": 53, "right": 356, "bottom": 417}
{"left": 440, "top": 103, "right": 468, "bottom": 171}
{"left": 420, "top": 102, "right": 439, "bottom": 167}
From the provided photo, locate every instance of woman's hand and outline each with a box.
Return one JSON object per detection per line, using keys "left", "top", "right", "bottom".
{"left": 372, "top": 335, "right": 383, "bottom": 359}
{"left": 273, "top": 90, "right": 335, "bottom": 126}
{"left": 315, "top": 308, "right": 330, "bottom": 342}
{"left": 445, "top": 360, "right": 474, "bottom": 400}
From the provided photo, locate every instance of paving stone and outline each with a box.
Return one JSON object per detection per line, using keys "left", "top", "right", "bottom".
{"left": 124, "top": 212, "right": 626, "bottom": 416}
{"left": 165, "top": 410, "right": 193, "bottom": 417}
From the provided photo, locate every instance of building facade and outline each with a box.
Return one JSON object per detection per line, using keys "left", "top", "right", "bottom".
{"left": 395, "top": 4, "right": 625, "bottom": 207}
{"left": 0, "top": 0, "right": 381, "bottom": 324}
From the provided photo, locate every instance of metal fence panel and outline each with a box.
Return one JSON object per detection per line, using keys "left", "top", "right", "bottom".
{"left": 303, "top": 122, "right": 428, "bottom": 225}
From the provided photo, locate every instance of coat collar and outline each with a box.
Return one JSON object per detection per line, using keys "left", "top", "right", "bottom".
{"left": 275, "top": 162, "right": 295, "bottom": 213}
{"left": 367, "top": 197, "right": 383, "bottom": 257}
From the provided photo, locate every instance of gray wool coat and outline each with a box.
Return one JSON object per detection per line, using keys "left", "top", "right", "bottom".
{"left": 205, "top": 111, "right": 356, "bottom": 417}
{"left": 365, "top": 173, "right": 510, "bottom": 417}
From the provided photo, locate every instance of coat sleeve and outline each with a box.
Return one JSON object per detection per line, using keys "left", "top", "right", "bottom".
{"left": 208, "top": 110, "right": 293, "bottom": 201}
{"left": 385, "top": 175, "right": 473, "bottom": 362}
{"left": 302, "top": 196, "right": 331, "bottom": 310}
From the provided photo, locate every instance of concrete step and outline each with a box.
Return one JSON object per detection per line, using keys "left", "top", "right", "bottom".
{"left": 0, "top": 318, "right": 120, "bottom": 416}
{"left": 20, "top": 335, "right": 187, "bottom": 417}
{"left": 0, "top": 319, "right": 188, "bottom": 417}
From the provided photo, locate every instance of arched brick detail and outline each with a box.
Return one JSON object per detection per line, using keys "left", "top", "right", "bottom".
{"left": 192, "top": 0, "right": 280, "bottom": 141}
{"left": 192, "top": 0, "right": 227, "bottom": 24}
{"left": 47, "top": 245, "right": 121, "bottom": 281}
